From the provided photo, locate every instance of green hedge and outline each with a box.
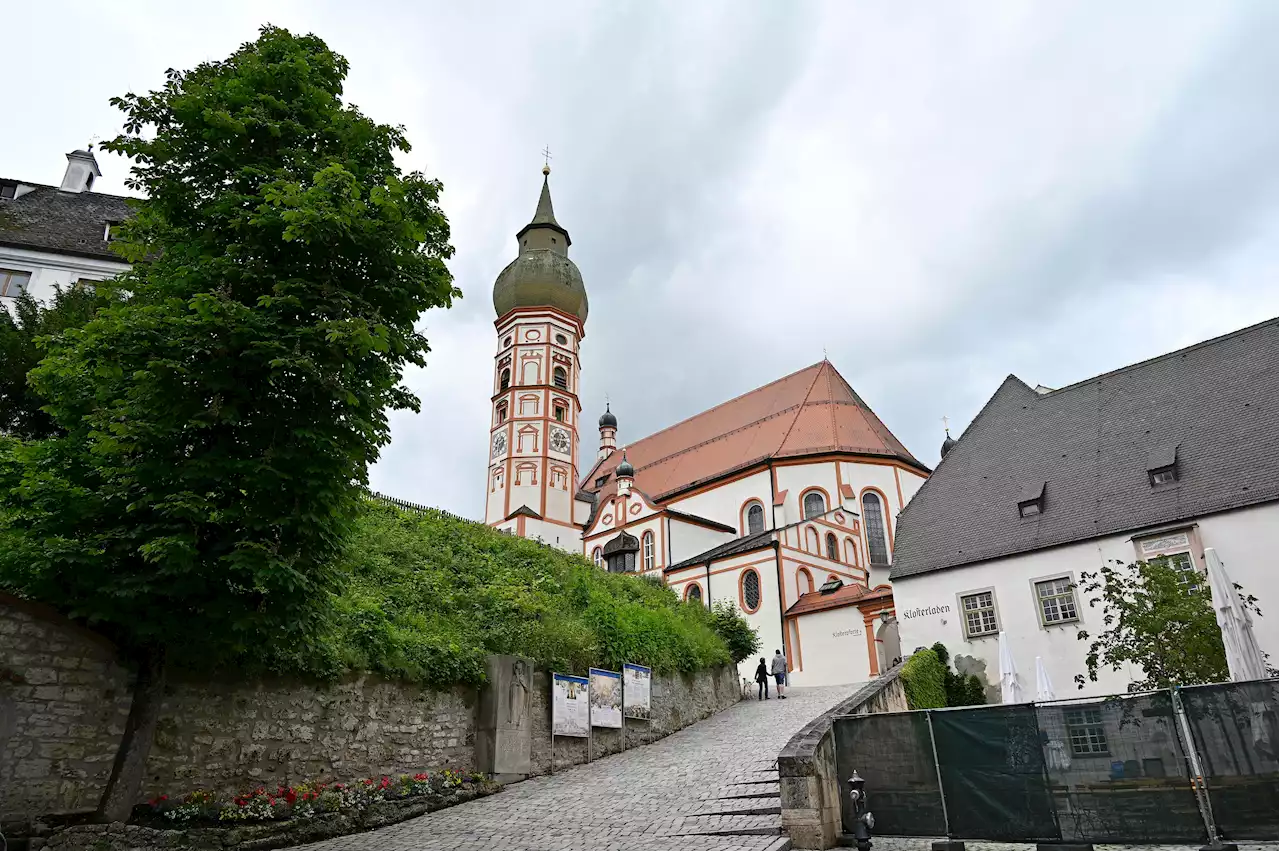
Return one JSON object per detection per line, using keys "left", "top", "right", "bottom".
{"left": 245, "top": 503, "right": 739, "bottom": 688}
{"left": 900, "top": 648, "right": 948, "bottom": 709}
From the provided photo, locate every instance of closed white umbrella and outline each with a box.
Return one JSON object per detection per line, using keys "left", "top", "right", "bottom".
{"left": 998, "top": 631, "right": 1025, "bottom": 704}
{"left": 1205, "top": 547, "right": 1268, "bottom": 682}
{"left": 1034, "top": 656, "right": 1057, "bottom": 701}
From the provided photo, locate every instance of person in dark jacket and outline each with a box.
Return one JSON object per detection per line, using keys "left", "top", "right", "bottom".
{"left": 754, "top": 657, "right": 770, "bottom": 700}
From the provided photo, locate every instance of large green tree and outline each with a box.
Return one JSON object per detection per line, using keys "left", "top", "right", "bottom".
{"left": 0, "top": 26, "right": 456, "bottom": 820}
{"left": 0, "top": 286, "right": 119, "bottom": 440}
{"left": 1074, "top": 558, "right": 1269, "bottom": 692}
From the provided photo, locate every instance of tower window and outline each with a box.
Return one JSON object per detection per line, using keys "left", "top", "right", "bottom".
{"left": 504, "top": 336, "right": 512, "bottom": 347}
{"left": 555, "top": 333, "right": 568, "bottom": 345}
{"left": 825, "top": 533, "right": 839, "bottom": 561}
{"left": 496, "top": 402, "right": 508, "bottom": 424}
{"left": 500, "top": 368, "right": 510, "bottom": 391}
{"left": 553, "top": 366, "right": 568, "bottom": 389}
{"left": 554, "top": 404, "right": 567, "bottom": 422}
{"left": 803, "top": 491, "right": 826, "bottom": 519}
{"left": 863, "top": 492, "right": 890, "bottom": 566}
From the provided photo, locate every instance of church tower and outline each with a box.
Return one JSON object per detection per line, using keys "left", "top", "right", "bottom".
{"left": 485, "top": 166, "right": 590, "bottom": 551}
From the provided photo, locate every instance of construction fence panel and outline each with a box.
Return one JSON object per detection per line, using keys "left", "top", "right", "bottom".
{"left": 832, "top": 712, "right": 947, "bottom": 837}
{"left": 930, "top": 704, "right": 1061, "bottom": 841}
{"left": 1035, "top": 692, "right": 1206, "bottom": 843}
{"left": 1179, "top": 679, "right": 1280, "bottom": 841}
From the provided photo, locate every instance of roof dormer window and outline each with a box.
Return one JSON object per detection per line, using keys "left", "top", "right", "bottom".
{"left": 1147, "top": 443, "right": 1179, "bottom": 487}
{"left": 1018, "top": 480, "right": 1045, "bottom": 519}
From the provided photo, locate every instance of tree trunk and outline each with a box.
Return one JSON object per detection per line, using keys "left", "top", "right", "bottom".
{"left": 97, "top": 646, "right": 166, "bottom": 823}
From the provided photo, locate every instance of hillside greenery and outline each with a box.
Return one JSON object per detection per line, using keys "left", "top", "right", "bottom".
{"left": 247, "top": 502, "right": 745, "bottom": 688}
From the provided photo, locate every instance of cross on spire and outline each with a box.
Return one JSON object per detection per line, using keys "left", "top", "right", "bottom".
{"left": 941, "top": 415, "right": 951, "bottom": 435}
{"left": 541, "top": 145, "right": 552, "bottom": 175}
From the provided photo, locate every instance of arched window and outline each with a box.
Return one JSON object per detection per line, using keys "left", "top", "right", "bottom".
{"left": 828, "top": 574, "right": 840, "bottom": 586}
{"left": 745, "top": 502, "right": 765, "bottom": 535}
{"left": 825, "top": 533, "right": 840, "bottom": 561}
{"left": 803, "top": 491, "right": 826, "bottom": 519}
{"left": 805, "top": 526, "right": 820, "bottom": 553}
{"left": 499, "top": 368, "right": 510, "bottom": 391}
{"left": 642, "top": 532, "right": 655, "bottom": 571}
{"left": 797, "top": 568, "right": 814, "bottom": 596}
{"left": 845, "top": 537, "right": 858, "bottom": 565}
{"left": 593, "top": 548, "right": 602, "bottom": 567}
{"left": 740, "top": 568, "right": 762, "bottom": 613}
{"left": 685, "top": 583, "right": 703, "bottom": 603}
{"left": 553, "top": 366, "right": 568, "bottom": 389}
{"left": 863, "top": 492, "right": 890, "bottom": 566}
{"left": 496, "top": 402, "right": 508, "bottom": 424}
{"left": 554, "top": 402, "right": 567, "bottom": 422}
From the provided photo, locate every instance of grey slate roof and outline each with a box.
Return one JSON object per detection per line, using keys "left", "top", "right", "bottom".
{"left": 0, "top": 182, "right": 134, "bottom": 261}
{"left": 666, "top": 530, "right": 774, "bottom": 573}
{"left": 890, "top": 319, "right": 1279, "bottom": 580}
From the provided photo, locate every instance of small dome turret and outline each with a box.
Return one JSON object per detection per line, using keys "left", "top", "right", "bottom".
{"left": 941, "top": 429, "right": 957, "bottom": 458}
{"left": 599, "top": 404, "right": 618, "bottom": 429}
{"left": 615, "top": 451, "right": 635, "bottom": 479}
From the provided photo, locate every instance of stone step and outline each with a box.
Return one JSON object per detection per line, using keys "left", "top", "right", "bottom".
{"left": 689, "top": 796, "right": 783, "bottom": 817}
{"left": 673, "top": 812, "right": 783, "bottom": 837}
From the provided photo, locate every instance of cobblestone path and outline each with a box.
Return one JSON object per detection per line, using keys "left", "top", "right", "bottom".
{"left": 292, "top": 683, "right": 863, "bottom": 851}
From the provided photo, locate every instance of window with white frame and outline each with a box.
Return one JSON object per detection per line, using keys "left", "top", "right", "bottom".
{"left": 1064, "top": 708, "right": 1109, "bottom": 755}
{"left": 642, "top": 532, "right": 655, "bottom": 571}
{"left": 1138, "top": 531, "right": 1201, "bottom": 594}
{"left": 862, "top": 492, "right": 890, "bottom": 565}
{"left": 593, "top": 548, "right": 602, "bottom": 567}
{"left": 0, "top": 269, "right": 31, "bottom": 298}
{"left": 960, "top": 590, "right": 999, "bottom": 638}
{"left": 746, "top": 502, "right": 764, "bottom": 535}
{"left": 1034, "top": 576, "right": 1079, "bottom": 625}
{"left": 803, "top": 491, "right": 826, "bottom": 519}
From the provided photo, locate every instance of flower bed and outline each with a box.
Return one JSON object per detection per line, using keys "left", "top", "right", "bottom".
{"left": 39, "top": 770, "right": 500, "bottom": 851}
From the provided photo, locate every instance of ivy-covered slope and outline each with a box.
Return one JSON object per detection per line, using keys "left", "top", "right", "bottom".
{"left": 255, "top": 502, "right": 733, "bottom": 689}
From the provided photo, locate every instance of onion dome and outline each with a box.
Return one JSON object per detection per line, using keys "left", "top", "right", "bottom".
{"left": 615, "top": 450, "right": 635, "bottom": 478}
{"left": 599, "top": 403, "right": 617, "bottom": 429}
{"left": 492, "top": 168, "right": 589, "bottom": 323}
{"left": 941, "top": 429, "right": 957, "bottom": 458}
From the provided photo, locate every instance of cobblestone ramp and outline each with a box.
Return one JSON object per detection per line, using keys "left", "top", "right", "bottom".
{"left": 290, "top": 684, "right": 864, "bottom": 851}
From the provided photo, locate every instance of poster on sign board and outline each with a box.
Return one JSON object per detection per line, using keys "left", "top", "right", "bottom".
{"left": 589, "top": 668, "right": 623, "bottom": 728}
{"left": 623, "top": 663, "right": 651, "bottom": 720}
{"left": 552, "top": 673, "right": 589, "bottom": 737}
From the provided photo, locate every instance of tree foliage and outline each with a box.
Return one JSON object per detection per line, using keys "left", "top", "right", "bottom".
{"left": 0, "top": 286, "right": 120, "bottom": 440}
{"left": 930, "top": 642, "right": 987, "bottom": 706}
{"left": 709, "top": 599, "right": 762, "bottom": 664}
{"left": 247, "top": 502, "right": 735, "bottom": 686}
{"left": 0, "top": 26, "right": 456, "bottom": 818}
{"left": 1074, "top": 558, "right": 1268, "bottom": 692}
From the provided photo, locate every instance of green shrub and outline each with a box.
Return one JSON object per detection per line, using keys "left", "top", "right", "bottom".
{"left": 243, "top": 503, "right": 733, "bottom": 687}
{"left": 709, "top": 600, "right": 761, "bottom": 663}
{"left": 901, "top": 648, "right": 948, "bottom": 709}
{"left": 931, "top": 642, "right": 987, "bottom": 707}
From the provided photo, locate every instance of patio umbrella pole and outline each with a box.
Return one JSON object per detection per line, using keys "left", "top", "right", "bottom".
{"left": 1172, "top": 687, "right": 1229, "bottom": 850}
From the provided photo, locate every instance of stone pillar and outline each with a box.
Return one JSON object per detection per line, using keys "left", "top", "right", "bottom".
{"left": 475, "top": 654, "right": 533, "bottom": 783}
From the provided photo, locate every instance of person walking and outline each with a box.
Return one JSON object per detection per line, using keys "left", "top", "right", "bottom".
{"left": 771, "top": 649, "right": 788, "bottom": 699}
{"left": 754, "top": 657, "right": 770, "bottom": 700}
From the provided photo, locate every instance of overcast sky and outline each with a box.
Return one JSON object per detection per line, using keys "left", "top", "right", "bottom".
{"left": 5, "top": 1, "right": 1277, "bottom": 518}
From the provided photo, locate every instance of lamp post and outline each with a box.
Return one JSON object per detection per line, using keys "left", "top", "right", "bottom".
{"left": 848, "top": 770, "right": 874, "bottom": 851}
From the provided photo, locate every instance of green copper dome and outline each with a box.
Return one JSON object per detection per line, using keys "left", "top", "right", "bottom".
{"left": 493, "top": 171, "right": 588, "bottom": 324}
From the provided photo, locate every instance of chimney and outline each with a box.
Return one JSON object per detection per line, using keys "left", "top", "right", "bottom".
{"left": 60, "top": 148, "right": 102, "bottom": 193}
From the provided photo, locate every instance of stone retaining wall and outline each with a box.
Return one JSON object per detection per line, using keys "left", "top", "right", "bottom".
{"left": 777, "top": 665, "right": 907, "bottom": 850}
{"left": 0, "top": 592, "right": 741, "bottom": 827}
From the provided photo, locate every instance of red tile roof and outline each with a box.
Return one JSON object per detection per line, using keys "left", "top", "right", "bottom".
{"left": 582, "top": 361, "right": 926, "bottom": 501}
{"left": 785, "top": 583, "right": 892, "bottom": 617}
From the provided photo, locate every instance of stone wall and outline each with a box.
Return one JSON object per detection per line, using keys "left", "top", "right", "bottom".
{"left": 0, "top": 594, "right": 134, "bottom": 822}
{"left": 0, "top": 593, "right": 741, "bottom": 828}
{"left": 777, "top": 664, "right": 907, "bottom": 850}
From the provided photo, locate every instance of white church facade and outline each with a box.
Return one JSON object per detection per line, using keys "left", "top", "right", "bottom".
{"left": 483, "top": 168, "right": 931, "bottom": 685}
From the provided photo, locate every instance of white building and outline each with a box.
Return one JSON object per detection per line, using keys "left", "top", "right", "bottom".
{"left": 0, "top": 149, "right": 132, "bottom": 301}
{"left": 483, "top": 169, "right": 930, "bottom": 685}
{"left": 890, "top": 320, "right": 1279, "bottom": 699}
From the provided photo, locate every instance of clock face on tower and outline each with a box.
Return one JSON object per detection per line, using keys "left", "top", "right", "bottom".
{"left": 492, "top": 431, "right": 507, "bottom": 458}
{"left": 550, "top": 427, "right": 571, "bottom": 455}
